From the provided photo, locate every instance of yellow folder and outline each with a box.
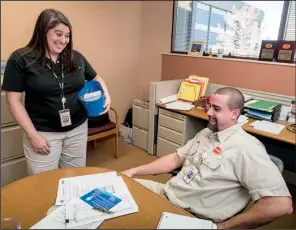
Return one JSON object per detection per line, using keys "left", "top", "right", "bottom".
{"left": 188, "top": 75, "right": 209, "bottom": 97}
{"left": 177, "top": 80, "right": 203, "bottom": 102}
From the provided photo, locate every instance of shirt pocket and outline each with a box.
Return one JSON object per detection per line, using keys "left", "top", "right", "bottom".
{"left": 185, "top": 143, "right": 203, "bottom": 167}
{"left": 202, "top": 153, "right": 223, "bottom": 170}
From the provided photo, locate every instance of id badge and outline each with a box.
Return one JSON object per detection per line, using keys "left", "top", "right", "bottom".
{"left": 59, "top": 109, "right": 72, "bottom": 127}
{"left": 183, "top": 166, "right": 198, "bottom": 183}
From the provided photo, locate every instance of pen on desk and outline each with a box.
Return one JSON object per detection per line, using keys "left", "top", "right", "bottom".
{"left": 92, "top": 207, "right": 114, "bottom": 214}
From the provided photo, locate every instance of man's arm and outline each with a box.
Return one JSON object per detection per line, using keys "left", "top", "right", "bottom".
{"left": 121, "top": 153, "right": 183, "bottom": 177}
{"left": 216, "top": 196, "right": 293, "bottom": 229}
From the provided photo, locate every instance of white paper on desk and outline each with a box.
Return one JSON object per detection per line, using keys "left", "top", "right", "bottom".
{"left": 55, "top": 171, "right": 118, "bottom": 205}
{"left": 159, "top": 94, "right": 178, "bottom": 104}
{"left": 30, "top": 205, "right": 66, "bottom": 229}
{"left": 157, "top": 212, "right": 216, "bottom": 229}
{"left": 72, "top": 221, "right": 102, "bottom": 229}
{"left": 67, "top": 209, "right": 106, "bottom": 229}
{"left": 65, "top": 176, "right": 138, "bottom": 228}
{"left": 165, "top": 100, "right": 195, "bottom": 111}
{"left": 63, "top": 174, "right": 125, "bottom": 205}
{"left": 251, "top": 120, "right": 285, "bottom": 134}
{"left": 66, "top": 202, "right": 75, "bottom": 220}
{"left": 30, "top": 205, "right": 103, "bottom": 229}
{"left": 66, "top": 196, "right": 138, "bottom": 228}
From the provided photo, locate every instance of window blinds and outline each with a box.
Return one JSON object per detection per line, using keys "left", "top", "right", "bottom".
{"left": 284, "top": 1, "right": 296, "bottom": 41}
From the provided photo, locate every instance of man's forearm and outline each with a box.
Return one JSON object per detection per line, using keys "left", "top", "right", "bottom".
{"left": 132, "top": 153, "right": 182, "bottom": 176}
{"left": 217, "top": 196, "right": 293, "bottom": 229}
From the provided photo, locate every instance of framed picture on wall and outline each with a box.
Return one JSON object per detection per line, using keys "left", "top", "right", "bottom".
{"left": 188, "top": 40, "right": 205, "bottom": 56}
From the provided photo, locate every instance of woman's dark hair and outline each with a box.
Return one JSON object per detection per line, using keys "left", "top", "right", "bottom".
{"left": 24, "top": 9, "right": 78, "bottom": 73}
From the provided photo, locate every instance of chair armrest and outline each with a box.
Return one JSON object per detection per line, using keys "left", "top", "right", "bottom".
{"left": 268, "top": 154, "right": 284, "bottom": 174}
{"left": 110, "top": 107, "right": 119, "bottom": 128}
{"left": 169, "top": 167, "right": 182, "bottom": 177}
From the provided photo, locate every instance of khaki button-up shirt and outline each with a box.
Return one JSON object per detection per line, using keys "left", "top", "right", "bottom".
{"left": 163, "top": 123, "right": 291, "bottom": 222}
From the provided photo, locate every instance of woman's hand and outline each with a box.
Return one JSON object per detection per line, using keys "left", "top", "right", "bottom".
{"left": 101, "top": 93, "right": 111, "bottom": 115}
{"left": 29, "top": 133, "right": 51, "bottom": 155}
{"left": 93, "top": 75, "right": 111, "bottom": 115}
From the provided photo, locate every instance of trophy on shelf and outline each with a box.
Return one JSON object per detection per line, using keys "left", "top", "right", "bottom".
{"left": 275, "top": 41, "right": 296, "bottom": 63}
{"left": 259, "top": 40, "right": 278, "bottom": 61}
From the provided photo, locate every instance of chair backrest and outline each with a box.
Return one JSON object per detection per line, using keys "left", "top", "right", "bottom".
{"left": 268, "top": 154, "right": 284, "bottom": 174}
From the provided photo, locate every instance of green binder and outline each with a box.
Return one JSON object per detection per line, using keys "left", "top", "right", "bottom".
{"left": 244, "top": 100, "right": 280, "bottom": 112}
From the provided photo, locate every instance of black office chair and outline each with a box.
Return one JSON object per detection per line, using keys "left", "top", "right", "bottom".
{"left": 269, "top": 154, "right": 284, "bottom": 173}
{"left": 170, "top": 154, "right": 284, "bottom": 177}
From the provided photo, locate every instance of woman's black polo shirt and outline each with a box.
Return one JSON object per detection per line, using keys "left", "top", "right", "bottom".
{"left": 2, "top": 48, "right": 96, "bottom": 132}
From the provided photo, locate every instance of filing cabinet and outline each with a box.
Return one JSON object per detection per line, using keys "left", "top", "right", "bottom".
{"left": 132, "top": 126, "right": 148, "bottom": 151}
{"left": 132, "top": 98, "right": 149, "bottom": 151}
{"left": 156, "top": 108, "right": 207, "bottom": 157}
{"left": 157, "top": 136, "right": 181, "bottom": 158}
{"left": 1, "top": 126, "right": 24, "bottom": 161}
{"left": 1, "top": 68, "right": 28, "bottom": 186}
{"left": 1, "top": 157, "right": 27, "bottom": 186}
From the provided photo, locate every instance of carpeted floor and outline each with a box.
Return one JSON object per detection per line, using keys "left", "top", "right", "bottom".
{"left": 86, "top": 138, "right": 296, "bottom": 229}
{"left": 86, "top": 138, "right": 172, "bottom": 183}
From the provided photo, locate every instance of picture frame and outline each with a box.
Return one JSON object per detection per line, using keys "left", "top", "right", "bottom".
{"left": 188, "top": 40, "right": 205, "bottom": 56}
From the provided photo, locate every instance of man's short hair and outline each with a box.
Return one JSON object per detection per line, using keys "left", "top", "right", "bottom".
{"left": 214, "top": 87, "right": 244, "bottom": 112}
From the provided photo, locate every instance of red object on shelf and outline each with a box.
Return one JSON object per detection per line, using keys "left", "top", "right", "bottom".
{"left": 275, "top": 40, "right": 296, "bottom": 63}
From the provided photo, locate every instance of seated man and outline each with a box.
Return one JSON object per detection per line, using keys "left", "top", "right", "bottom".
{"left": 122, "top": 87, "right": 293, "bottom": 229}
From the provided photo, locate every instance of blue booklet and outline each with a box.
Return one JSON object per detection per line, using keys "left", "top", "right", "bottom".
{"left": 80, "top": 188, "right": 122, "bottom": 211}
{"left": 245, "top": 108, "right": 272, "bottom": 119}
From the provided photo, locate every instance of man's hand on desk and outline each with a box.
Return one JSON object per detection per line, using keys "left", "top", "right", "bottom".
{"left": 121, "top": 168, "right": 137, "bottom": 178}
{"left": 215, "top": 222, "right": 226, "bottom": 229}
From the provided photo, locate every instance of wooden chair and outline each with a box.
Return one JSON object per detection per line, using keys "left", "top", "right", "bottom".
{"left": 87, "top": 107, "right": 119, "bottom": 159}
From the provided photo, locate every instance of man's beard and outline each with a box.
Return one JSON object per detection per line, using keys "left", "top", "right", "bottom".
{"left": 207, "top": 117, "right": 218, "bottom": 132}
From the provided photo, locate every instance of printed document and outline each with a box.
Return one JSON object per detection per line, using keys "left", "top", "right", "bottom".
{"left": 157, "top": 212, "right": 217, "bottom": 229}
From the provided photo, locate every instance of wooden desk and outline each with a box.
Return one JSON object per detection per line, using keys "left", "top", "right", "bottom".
{"left": 157, "top": 104, "right": 296, "bottom": 145}
{"left": 1, "top": 167, "right": 192, "bottom": 229}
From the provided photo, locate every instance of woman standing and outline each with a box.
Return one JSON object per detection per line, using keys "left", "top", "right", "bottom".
{"left": 2, "top": 9, "right": 111, "bottom": 175}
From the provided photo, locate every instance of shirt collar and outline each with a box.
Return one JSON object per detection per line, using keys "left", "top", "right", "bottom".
{"left": 205, "top": 123, "right": 241, "bottom": 143}
{"left": 46, "top": 55, "right": 63, "bottom": 72}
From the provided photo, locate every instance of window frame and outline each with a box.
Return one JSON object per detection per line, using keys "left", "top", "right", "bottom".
{"left": 170, "top": 0, "right": 292, "bottom": 61}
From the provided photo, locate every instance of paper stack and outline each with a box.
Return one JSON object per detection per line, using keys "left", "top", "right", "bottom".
{"left": 244, "top": 100, "right": 282, "bottom": 122}
{"left": 30, "top": 171, "right": 138, "bottom": 229}
{"left": 159, "top": 94, "right": 178, "bottom": 104}
{"left": 157, "top": 76, "right": 209, "bottom": 111}
{"left": 177, "top": 76, "right": 209, "bottom": 103}
{"left": 187, "top": 75, "right": 209, "bottom": 98}
{"left": 165, "top": 101, "right": 195, "bottom": 111}
{"left": 250, "top": 120, "right": 285, "bottom": 135}
{"left": 158, "top": 95, "right": 195, "bottom": 111}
